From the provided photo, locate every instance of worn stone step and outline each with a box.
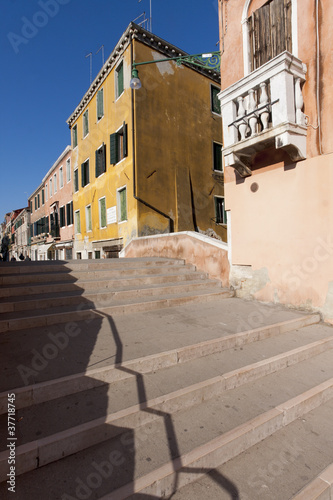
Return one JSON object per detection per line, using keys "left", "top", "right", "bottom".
{"left": 0, "top": 279, "right": 221, "bottom": 315}
{"left": 291, "top": 463, "right": 333, "bottom": 500}
{"left": 1, "top": 333, "right": 332, "bottom": 478}
{"left": 0, "top": 257, "right": 185, "bottom": 275}
{"left": 0, "top": 271, "right": 208, "bottom": 299}
{"left": 2, "top": 371, "right": 333, "bottom": 499}
{"left": 172, "top": 402, "right": 333, "bottom": 500}
{"left": 0, "top": 288, "right": 234, "bottom": 333}
{"left": 0, "top": 263, "right": 196, "bottom": 286}
{"left": 0, "top": 313, "right": 320, "bottom": 414}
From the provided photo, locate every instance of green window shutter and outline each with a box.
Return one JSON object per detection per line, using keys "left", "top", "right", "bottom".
{"left": 70, "top": 201, "right": 73, "bottom": 225}
{"left": 100, "top": 198, "right": 106, "bottom": 227}
{"left": 74, "top": 170, "right": 78, "bottom": 192}
{"left": 42, "top": 189, "right": 45, "bottom": 205}
{"left": 120, "top": 188, "right": 127, "bottom": 221}
{"left": 123, "top": 123, "right": 128, "bottom": 157}
{"left": 117, "top": 62, "right": 124, "bottom": 97}
{"left": 73, "top": 125, "right": 77, "bottom": 148}
{"left": 97, "top": 89, "right": 104, "bottom": 120}
{"left": 213, "top": 143, "right": 222, "bottom": 172}
{"left": 95, "top": 149, "right": 99, "bottom": 178}
{"left": 110, "top": 133, "right": 118, "bottom": 164}
{"left": 81, "top": 163, "right": 85, "bottom": 187}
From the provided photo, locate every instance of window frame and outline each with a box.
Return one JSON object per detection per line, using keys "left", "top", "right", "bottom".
{"left": 81, "top": 158, "right": 90, "bottom": 188}
{"left": 85, "top": 204, "right": 92, "bottom": 233}
{"left": 115, "top": 60, "right": 124, "bottom": 100}
{"left": 74, "top": 168, "right": 79, "bottom": 193}
{"left": 53, "top": 173, "right": 57, "bottom": 193}
{"left": 213, "top": 141, "right": 223, "bottom": 172}
{"left": 66, "top": 158, "right": 71, "bottom": 183}
{"left": 214, "top": 196, "right": 227, "bottom": 225}
{"left": 59, "top": 166, "right": 64, "bottom": 189}
{"left": 117, "top": 185, "right": 127, "bottom": 223}
{"left": 83, "top": 109, "right": 89, "bottom": 138}
{"left": 98, "top": 196, "right": 107, "bottom": 229}
{"left": 95, "top": 143, "right": 106, "bottom": 178}
{"left": 110, "top": 122, "right": 128, "bottom": 165}
{"left": 72, "top": 124, "right": 78, "bottom": 149}
{"left": 211, "top": 85, "right": 221, "bottom": 115}
{"left": 49, "top": 178, "right": 53, "bottom": 198}
{"left": 74, "top": 209, "right": 81, "bottom": 234}
{"left": 60, "top": 205, "right": 66, "bottom": 228}
{"left": 96, "top": 88, "right": 104, "bottom": 121}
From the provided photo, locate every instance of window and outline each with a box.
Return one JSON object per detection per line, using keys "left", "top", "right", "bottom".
{"left": 54, "top": 173, "right": 57, "bottom": 193}
{"left": 249, "top": 0, "right": 292, "bottom": 71}
{"left": 213, "top": 142, "right": 223, "bottom": 172}
{"left": 75, "top": 210, "right": 81, "bottom": 234}
{"left": 95, "top": 144, "right": 106, "bottom": 178}
{"left": 95, "top": 251, "right": 101, "bottom": 259}
{"left": 49, "top": 179, "right": 53, "bottom": 197}
{"left": 211, "top": 85, "right": 221, "bottom": 115}
{"left": 45, "top": 185, "right": 48, "bottom": 202}
{"left": 42, "top": 189, "right": 45, "bottom": 205}
{"left": 59, "top": 167, "right": 64, "bottom": 189}
{"left": 86, "top": 205, "right": 92, "bottom": 232}
{"left": 97, "top": 88, "right": 104, "bottom": 121}
{"left": 83, "top": 110, "right": 89, "bottom": 137}
{"left": 74, "top": 168, "right": 79, "bottom": 192}
{"left": 37, "top": 194, "right": 40, "bottom": 209}
{"left": 115, "top": 61, "right": 124, "bottom": 99}
{"left": 81, "top": 159, "right": 90, "bottom": 187}
{"left": 99, "top": 197, "right": 106, "bottom": 228}
{"left": 66, "top": 158, "right": 71, "bottom": 182}
{"left": 117, "top": 186, "right": 127, "bottom": 222}
{"left": 72, "top": 124, "right": 78, "bottom": 148}
{"left": 110, "top": 123, "right": 128, "bottom": 165}
{"left": 34, "top": 196, "right": 37, "bottom": 210}
{"left": 214, "top": 196, "right": 227, "bottom": 225}
{"left": 60, "top": 206, "right": 66, "bottom": 227}
{"left": 66, "top": 201, "right": 73, "bottom": 226}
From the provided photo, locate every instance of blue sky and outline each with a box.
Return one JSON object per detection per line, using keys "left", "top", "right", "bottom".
{"left": 0, "top": 0, "right": 219, "bottom": 219}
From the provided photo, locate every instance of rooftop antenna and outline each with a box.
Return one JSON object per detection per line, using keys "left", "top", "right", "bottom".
{"left": 139, "top": 0, "right": 152, "bottom": 31}
{"left": 85, "top": 52, "right": 92, "bottom": 85}
{"left": 96, "top": 45, "right": 105, "bottom": 66}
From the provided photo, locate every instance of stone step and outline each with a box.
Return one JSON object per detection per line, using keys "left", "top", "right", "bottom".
{"left": 0, "top": 288, "right": 234, "bottom": 333}
{"left": 1, "top": 333, "right": 332, "bottom": 479}
{"left": 0, "top": 263, "right": 196, "bottom": 286}
{"left": 2, "top": 368, "right": 333, "bottom": 498}
{"left": 0, "top": 313, "right": 320, "bottom": 413}
{"left": 0, "top": 271, "right": 208, "bottom": 299}
{"left": 172, "top": 402, "right": 333, "bottom": 500}
{"left": 0, "top": 257, "right": 185, "bottom": 275}
{"left": 0, "top": 279, "right": 221, "bottom": 315}
{"left": 291, "top": 463, "right": 333, "bottom": 500}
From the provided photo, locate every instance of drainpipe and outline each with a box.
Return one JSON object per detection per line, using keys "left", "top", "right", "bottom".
{"left": 130, "top": 40, "right": 174, "bottom": 234}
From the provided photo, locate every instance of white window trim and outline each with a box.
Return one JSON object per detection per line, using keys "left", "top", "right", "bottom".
{"left": 85, "top": 204, "right": 92, "bottom": 233}
{"left": 53, "top": 173, "right": 57, "bottom": 193}
{"left": 117, "top": 185, "right": 127, "bottom": 224}
{"left": 72, "top": 124, "right": 78, "bottom": 149}
{"left": 98, "top": 196, "right": 107, "bottom": 229}
{"left": 45, "top": 185, "right": 48, "bottom": 202}
{"left": 49, "top": 179, "right": 53, "bottom": 198}
{"left": 82, "top": 157, "right": 90, "bottom": 188}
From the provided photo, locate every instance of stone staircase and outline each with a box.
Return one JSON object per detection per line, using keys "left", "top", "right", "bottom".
{"left": 0, "top": 258, "right": 333, "bottom": 499}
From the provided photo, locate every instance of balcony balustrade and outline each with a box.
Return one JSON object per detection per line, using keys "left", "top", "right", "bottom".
{"left": 219, "top": 51, "right": 307, "bottom": 177}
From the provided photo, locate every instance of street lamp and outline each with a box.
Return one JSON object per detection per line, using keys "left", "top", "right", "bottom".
{"left": 130, "top": 51, "right": 221, "bottom": 90}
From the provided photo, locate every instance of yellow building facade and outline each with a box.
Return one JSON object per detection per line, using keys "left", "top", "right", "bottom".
{"left": 67, "top": 23, "right": 225, "bottom": 259}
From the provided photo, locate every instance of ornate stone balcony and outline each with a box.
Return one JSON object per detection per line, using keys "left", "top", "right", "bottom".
{"left": 219, "top": 51, "right": 307, "bottom": 177}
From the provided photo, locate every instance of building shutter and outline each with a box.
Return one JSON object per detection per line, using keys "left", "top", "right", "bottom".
{"left": 97, "top": 89, "right": 104, "bottom": 120}
{"left": 249, "top": 0, "right": 292, "bottom": 70}
{"left": 123, "top": 123, "right": 128, "bottom": 157}
{"left": 95, "top": 144, "right": 106, "bottom": 177}
{"left": 213, "top": 143, "right": 222, "bottom": 172}
{"left": 81, "top": 163, "right": 85, "bottom": 187}
{"left": 117, "top": 63, "right": 124, "bottom": 96}
{"left": 110, "top": 133, "right": 118, "bottom": 164}
{"left": 120, "top": 188, "right": 127, "bottom": 221}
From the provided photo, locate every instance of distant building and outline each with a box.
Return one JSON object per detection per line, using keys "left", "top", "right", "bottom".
{"left": 11, "top": 208, "right": 30, "bottom": 259}
{"left": 28, "top": 146, "right": 73, "bottom": 260}
{"left": 218, "top": 0, "right": 333, "bottom": 323}
{"left": 67, "top": 22, "right": 224, "bottom": 259}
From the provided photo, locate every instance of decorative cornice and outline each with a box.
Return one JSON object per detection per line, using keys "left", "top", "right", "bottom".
{"left": 66, "top": 22, "right": 221, "bottom": 127}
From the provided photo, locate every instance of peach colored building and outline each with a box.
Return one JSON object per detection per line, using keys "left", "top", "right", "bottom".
{"left": 29, "top": 146, "right": 73, "bottom": 260}
{"left": 218, "top": 0, "right": 333, "bottom": 323}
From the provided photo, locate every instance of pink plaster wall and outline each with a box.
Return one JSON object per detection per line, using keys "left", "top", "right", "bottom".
{"left": 121, "top": 232, "right": 230, "bottom": 288}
